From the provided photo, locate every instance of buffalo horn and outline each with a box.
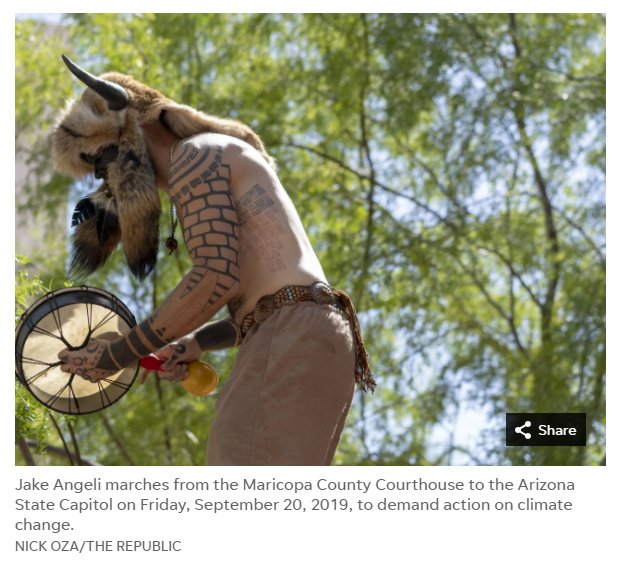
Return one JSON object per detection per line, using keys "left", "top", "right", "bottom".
{"left": 61, "top": 54, "right": 129, "bottom": 111}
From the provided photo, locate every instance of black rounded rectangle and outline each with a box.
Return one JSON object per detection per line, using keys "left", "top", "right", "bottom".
{"left": 506, "top": 413, "right": 586, "bottom": 446}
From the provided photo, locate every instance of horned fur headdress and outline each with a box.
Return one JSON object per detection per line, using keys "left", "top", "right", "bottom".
{"left": 50, "top": 54, "right": 273, "bottom": 279}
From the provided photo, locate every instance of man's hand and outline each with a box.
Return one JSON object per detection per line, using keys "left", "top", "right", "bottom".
{"left": 139, "top": 335, "right": 202, "bottom": 384}
{"left": 58, "top": 339, "right": 120, "bottom": 382}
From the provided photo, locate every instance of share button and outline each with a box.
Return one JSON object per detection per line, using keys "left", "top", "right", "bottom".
{"left": 506, "top": 413, "right": 586, "bottom": 446}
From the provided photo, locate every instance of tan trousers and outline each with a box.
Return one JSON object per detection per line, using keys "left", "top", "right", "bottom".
{"left": 206, "top": 301, "right": 356, "bottom": 465}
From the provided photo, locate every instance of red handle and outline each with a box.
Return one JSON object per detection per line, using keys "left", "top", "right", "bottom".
{"left": 140, "top": 354, "right": 165, "bottom": 371}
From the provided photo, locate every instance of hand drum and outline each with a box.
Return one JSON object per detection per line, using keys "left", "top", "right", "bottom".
{"left": 15, "top": 286, "right": 217, "bottom": 415}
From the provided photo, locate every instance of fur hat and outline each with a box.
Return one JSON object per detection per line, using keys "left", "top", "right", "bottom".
{"left": 50, "top": 55, "right": 273, "bottom": 279}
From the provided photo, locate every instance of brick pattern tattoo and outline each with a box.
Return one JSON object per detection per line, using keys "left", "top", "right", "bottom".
{"left": 236, "top": 184, "right": 286, "bottom": 273}
{"left": 171, "top": 145, "right": 240, "bottom": 307}
{"left": 60, "top": 142, "right": 243, "bottom": 380}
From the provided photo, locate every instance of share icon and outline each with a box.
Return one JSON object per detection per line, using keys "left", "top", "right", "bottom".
{"left": 515, "top": 420, "right": 532, "bottom": 440}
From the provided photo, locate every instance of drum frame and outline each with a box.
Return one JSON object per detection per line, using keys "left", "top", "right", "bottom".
{"left": 15, "top": 286, "right": 139, "bottom": 415}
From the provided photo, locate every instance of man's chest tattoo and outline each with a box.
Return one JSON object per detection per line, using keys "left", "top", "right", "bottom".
{"left": 235, "top": 184, "right": 287, "bottom": 273}
{"left": 170, "top": 146, "right": 240, "bottom": 308}
{"left": 235, "top": 184, "right": 275, "bottom": 226}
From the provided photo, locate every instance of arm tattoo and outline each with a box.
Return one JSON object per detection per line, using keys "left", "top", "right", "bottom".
{"left": 97, "top": 347, "right": 122, "bottom": 371}
{"left": 99, "top": 144, "right": 242, "bottom": 369}
{"left": 171, "top": 145, "right": 240, "bottom": 308}
{"left": 194, "top": 318, "right": 241, "bottom": 350}
{"left": 104, "top": 315, "right": 172, "bottom": 369}
{"left": 169, "top": 145, "right": 200, "bottom": 181}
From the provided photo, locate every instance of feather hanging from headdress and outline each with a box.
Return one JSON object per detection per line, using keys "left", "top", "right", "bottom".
{"left": 69, "top": 187, "right": 121, "bottom": 276}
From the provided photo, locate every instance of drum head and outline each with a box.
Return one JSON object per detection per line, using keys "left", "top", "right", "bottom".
{"left": 15, "top": 286, "right": 138, "bottom": 415}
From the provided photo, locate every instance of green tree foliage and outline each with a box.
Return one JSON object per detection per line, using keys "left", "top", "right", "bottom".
{"left": 15, "top": 14, "right": 605, "bottom": 465}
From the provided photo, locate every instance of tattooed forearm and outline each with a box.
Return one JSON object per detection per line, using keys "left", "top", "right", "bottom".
{"left": 103, "top": 315, "right": 172, "bottom": 369}
{"left": 194, "top": 318, "right": 241, "bottom": 350}
{"left": 96, "top": 346, "right": 123, "bottom": 371}
{"left": 98, "top": 142, "right": 243, "bottom": 370}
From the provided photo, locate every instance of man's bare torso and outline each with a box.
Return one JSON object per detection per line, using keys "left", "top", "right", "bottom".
{"left": 174, "top": 133, "right": 327, "bottom": 324}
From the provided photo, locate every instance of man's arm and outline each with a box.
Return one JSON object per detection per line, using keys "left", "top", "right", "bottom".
{"left": 105, "top": 140, "right": 241, "bottom": 368}
{"left": 192, "top": 318, "right": 241, "bottom": 350}
{"left": 137, "top": 317, "right": 240, "bottom": 382}
{"left": 60, "top": 140, "right": 241, "bottom": 378}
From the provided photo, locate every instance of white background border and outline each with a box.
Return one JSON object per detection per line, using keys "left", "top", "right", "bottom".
{"left": 4, "top": 3, "right": 623, "bottom": 563}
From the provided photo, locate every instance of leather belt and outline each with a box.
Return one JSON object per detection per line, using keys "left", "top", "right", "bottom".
{"left": 239, "top": 281, "right": 339, "bottom": 338}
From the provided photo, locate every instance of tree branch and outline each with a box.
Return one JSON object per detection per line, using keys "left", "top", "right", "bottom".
{"left": 67, "top": 421, "right": 83, "bottom": 467}
{"left": 25, "top": 440, "right": 98, "bottom": 466}
{"left": 354, "top": 13, "right": 377, "bottom": 310}
{"left": 100, "top": 414, "right": 136, "bottom": 466}
{"left": 451, "top": 260, "right": 528, "bottom": 357}
{"left": 286, "top": 141, "right": 452, "bottom": 227}
{"left": 48, "top": 413, "right": 75, "bottom": 466}
{"left": 16, "top": 435, "right": 37, "bottom": 466}
{"left": 509, "top": 13, "right": 562, "bottom": 349}
{"left": 290, "top": 137, "right": 538, "bottom": 354}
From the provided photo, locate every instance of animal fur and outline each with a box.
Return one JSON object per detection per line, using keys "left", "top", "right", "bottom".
{"left": 70, "top": 185, "right": 121, "bottom": 276}
{"left": 50, "top": 64, "right": 275, "bottom": 280}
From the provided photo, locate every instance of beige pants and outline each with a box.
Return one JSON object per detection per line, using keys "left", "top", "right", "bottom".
{"left": 206, "top": 301, "right": 356, "bottom": 465}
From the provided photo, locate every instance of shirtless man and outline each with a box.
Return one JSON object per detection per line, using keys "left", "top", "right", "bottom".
{"left": 58, "top": 118, "right": 372, "bottom": 465}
